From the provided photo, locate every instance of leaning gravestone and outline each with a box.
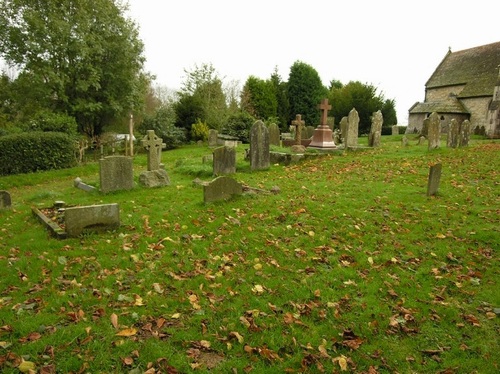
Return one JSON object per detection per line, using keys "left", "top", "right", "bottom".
{"left": 268, "top": 123, "right": 280, "bottom": 146}
{"left": 64, "top": 203, "right": 120, "bottom": 237}
{"left": 368, "top": 110, "right": 383, "bottom": 147}
{"left": 213, "top": 146, "right": 236, "bottom": 175}
{"left": 345, "top": 108, "right": 359, "bottom": 148}
{"left": 460, "top": 120, "right": 471, "bottom": 147}
{"left": 208, "top": 129, "right": 218, "bottom": 147}
{"left": 427, "top": 112, "right": 441, "bottom": 150}
{"left": 100, "top": 156, "right": 134, "bottom": 193}
{"left": 139, "top": 130, "right": 170, "bottom": 187}
{"left": 0, "top": 190, "right": 11, "bottom": 209}
{"left": 447, "top": 119, "right": 460, "bottom": 148}
{"left": 427, "top": 163, "right": 442, "bottom": 196}
{"left": 203, "top": 176, "right": 243, "bottom": 203}
{"left": 249, "top": 120, "right": 270, "bottom": 171}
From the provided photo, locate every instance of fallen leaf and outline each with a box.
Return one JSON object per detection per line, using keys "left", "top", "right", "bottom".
{"left": 111, "top": 313, "right": 118, "bottom": 329}
{"left": 18, "top": 360, "right": 36, "bottom": 373}
{"left": 115, "top": 328, "right": 137, "bottom": 337}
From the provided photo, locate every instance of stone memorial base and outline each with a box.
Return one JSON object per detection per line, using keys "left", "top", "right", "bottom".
{"left": 308, "top": 125, "right": 336, "bottom": 149}
{"left": 139, "top": 169, "right": 170, "bottom": 188}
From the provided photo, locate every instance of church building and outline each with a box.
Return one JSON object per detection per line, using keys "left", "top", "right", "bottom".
{"left": 407, "top": 41, "right": 500, "bottom": 138}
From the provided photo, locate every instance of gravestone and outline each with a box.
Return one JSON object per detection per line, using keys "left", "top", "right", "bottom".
{"left": 65, "top": 203, "right": 120, "bottom": 237}
{"left": 139, "top": 130, "right": 170, "bottom": 187}
{"left": 427, "top": 163, "right": 442, "bottom": 196}
{"left": 345, "top": 108, "right": 359, "bottom": 148}
{"left": 249, "top": 120, "right": 270, "bottom": 170}
{"left": 427, "top": 112, "right": 441, "bottom": 150}
{"left": 292, "top": 114, "right": 305, "bottom": 146}
{"left": 141, "top": 130, "right": 166, "bottom": 171}
{"left": 0, "top": 190, "right": 11, "bottom": 209}
{"left": 368, "top": 110, "right": 383, "bottom": 147}
{"left": 308, "top": 99, "right": 336, "bottom": 149}
{"left": 99, "top": 156, "right": 134, "bottom": 193}
{"left": 203, "top": 176, "right": 243, "bottom": 203}
{"left": 417, "top": 135, "right": 426, "bottom": 145}
{"left": 339, "top": 117, "right": 348, "bottom": 144}
{"left": 401, "top": 135, "right": 409, "bottom": 147}
{"left": 208, "top": 129, "right": 218, "bottom": 147}
{"left": 460, "top": 120, "right": 471, "bottom": 147}
{"left": 213, "top": 146, "right": 236, "bottom": 175}
{"left": 74, "top": 177, "right": 97, "bottom": 192}
{"left": 392, "top": 125, "right": 399, "bottom": 135}
{"left": 268, "top": 123, "right": 280, "bottom": 146}
{"left": 447, "top": 119, "right": 460, "bottom": 148}
{"left": 421, "top": 118, "right": 430, "bottom": 137}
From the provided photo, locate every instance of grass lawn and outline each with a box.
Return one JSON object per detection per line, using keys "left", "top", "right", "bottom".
{"left": 0, "top": 135, "right": 499, "bottom": 373}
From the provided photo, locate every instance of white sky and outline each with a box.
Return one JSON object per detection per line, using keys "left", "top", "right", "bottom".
{"left": 126, "top": 0, "right": 499, "bottom": 125}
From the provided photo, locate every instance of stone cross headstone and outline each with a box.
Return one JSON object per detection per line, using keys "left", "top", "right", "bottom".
{"left": 208, "top": 129, "right": 218, "bottom": 147}
{"left": 99, "top": 156, "right": 134, "bottom": 193}
{"left": 368, "top": 110, "right": 383, "bottom": 147}
{"left": 345, "top": 108, "right": 359, "bottom": 148}
{"left": 268, "top": 123, "right": 280, "bottom": 146}
{"left": 292, "top": 114, "right": 305, "bottom": 146}
{"left": 0, "top": 190, "right": 11, "bottom": 209}
{"left": 139, "top": 130, "right": 170, "bottom": 187}
{"left": 447, "top": 118, "right": 460, "bottom": 148}
{"left": 427, "top": 112, "right": 441, "bottom": 150}
{"left": 249, "top": 120, "right": 270, "bottom": 170}
{"left": 141, "top": 130, "right": 166, "bottom": 171}
{"left": 309, "top": 98, "right": 336, "bottom": 149}
{"left": 460, "top": 120, "right": 471, "bottom": 147}
{"left": 213, "top": 146, "right": 236, "bottom": 175}
{"left": 203, "top": 176, "right": 243, "bottom": 203}
{"left": 427, "top": 163, "right": 442, "bottom": 196}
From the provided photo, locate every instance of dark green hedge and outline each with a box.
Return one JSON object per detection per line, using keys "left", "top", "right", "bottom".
{"left": 0, "top": 132, "right": 76, "bottom": 175}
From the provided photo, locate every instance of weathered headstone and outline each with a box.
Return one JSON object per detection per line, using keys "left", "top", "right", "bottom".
{"left": 139, "top": 130, "right": 170, "bottom": 187}
{"left": 292, "top": 114, "right": 305, "bottom": 146}
{"left": 447, "top": 119, "right": 460, "bottom": 148}
{"left": 345, "top": 108, "right": 359, "bottom": 148}
{"left": 417, "top": 135, "right": 426, "bottom": 145}
{"left": 203, "top": 176, "right": 243, "bottom": 203}
{"left": 460, "top": 120, "right": 471, "bottom": 147}
{"left": 0, "top": 190, "right": 11, "bottom": 209}
{"left": 99, "top": 156, "right": 134, "bottom": 193}
{"left": 401, "top": 135, "right": 409, "bottom": 147}
{"left": 64, "top": 203, "right": 120, "bottom": 237}
{"left": 268, "top": 123, "right": 280, "bottom": 146}
{"left": 339, "top": 117, "right": 348, "bottom": 144}
{"left": 427, "top": 163, "right": 442, "bottom": 196}
{"left": 427, "top": 112, "right": 441, "bottom": 150}
{"left": 213, "top": 146, "right": 236, "bottom": 175}
{"left": 392, "top": 125, "right": 399, "bottom": 135}
{"left": 309, "top": 98, "right": 336, "bottom": 149}
{"left": 208, "top": 129, "right": 218, "bottom": 147}
{"left": 368, "top": 110, "right": 383, "bottom": 147}
{"left": 421, "top": 118, "right": 430, "bottom": 137}
{"left": 249, "top": 120, "right": 270, "bottom": 170}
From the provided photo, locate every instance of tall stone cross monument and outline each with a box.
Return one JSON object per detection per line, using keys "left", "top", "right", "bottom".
{"left": 308, "top": 98, "right": 336, "bottom": 149}
{"left": 141, "top": 130, "right": 166, "bottom": 171}
{"left": 292, "top": 114, "right": 305, "bottom": 145}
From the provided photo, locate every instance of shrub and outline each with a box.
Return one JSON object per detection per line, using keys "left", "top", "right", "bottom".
{"left": 191, "top": 119, "right": 209, "bottom": 142}
{"left": 0, "top": 132, "right": 77, "bottom": 175}
{"left": 221, "top": 111, "right": 256, "bottom": 143}
{"left": 21, "top": 110, "right": 78, "bottom": 135}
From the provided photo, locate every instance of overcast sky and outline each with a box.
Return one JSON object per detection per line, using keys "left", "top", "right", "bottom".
{"left": 126, "top": 0, "right": 499, "bottom": 125}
